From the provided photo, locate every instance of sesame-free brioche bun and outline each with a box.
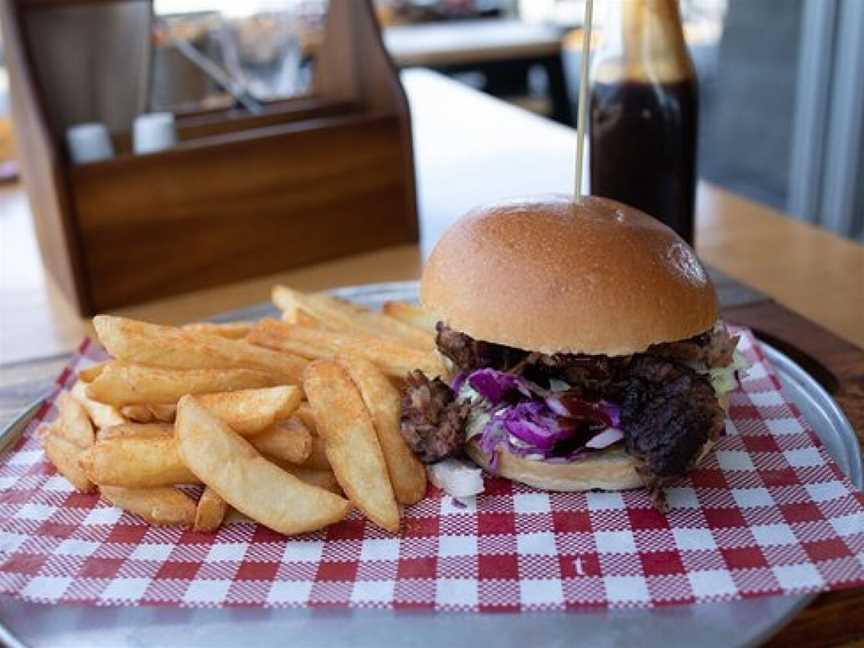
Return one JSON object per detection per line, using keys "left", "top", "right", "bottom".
{"left": 466, "top": 393, "right": 729, "bottom": 492}
{"left": 421, "top": 195, "right": 718, "bottom": 356}
{"left": 466, "top": 443, "right": 644, "bottom": 491}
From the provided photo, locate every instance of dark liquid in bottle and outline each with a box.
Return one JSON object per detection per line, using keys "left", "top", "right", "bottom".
{"left": 590, "top": 79, "right": 698, "bottom": 243}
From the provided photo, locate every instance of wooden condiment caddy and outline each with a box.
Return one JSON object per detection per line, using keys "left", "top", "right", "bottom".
{"left": 2, "top": 0, "right": 418, "bottom": 314}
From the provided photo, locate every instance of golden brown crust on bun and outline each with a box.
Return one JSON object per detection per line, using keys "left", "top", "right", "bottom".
{"left": 421, "top": 195, "right": 718, "bottom": 356}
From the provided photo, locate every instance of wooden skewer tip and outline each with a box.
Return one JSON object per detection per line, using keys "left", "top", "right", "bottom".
{"left": 574, "top": 0, "right": 594, "bottom": 203}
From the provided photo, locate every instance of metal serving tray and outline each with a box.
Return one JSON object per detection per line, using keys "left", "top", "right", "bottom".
{"left": 0, "top": 282, "right": 860, "bottom": 648}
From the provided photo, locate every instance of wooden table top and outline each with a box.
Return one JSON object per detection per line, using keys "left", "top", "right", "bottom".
{"left": 1, "top": 68, "right": 863, "bottom": 645}
{"left": 384, "top": 19, "right": 563, "bottom": 67}
{"left": 1, "top": 68, "right": 861, "bottom": 365}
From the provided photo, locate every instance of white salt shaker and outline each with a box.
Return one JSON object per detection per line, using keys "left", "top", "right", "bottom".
{"left": 65, "top": 123, "right": 114, "bottom": 164}
{"left": 133, "top": 112, "right": 177, "bottom": 154}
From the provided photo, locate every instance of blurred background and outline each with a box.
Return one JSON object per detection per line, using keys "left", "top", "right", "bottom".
{"left": 0, "top": 0, "right": 861, "bottom": 239}
{"left": 0, "top": 0, "right": 861, "bottom": 370}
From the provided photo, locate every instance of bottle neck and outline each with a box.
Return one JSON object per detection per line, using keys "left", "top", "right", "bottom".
{"left": 595, "top": 0, "right": 693, "bottom": 84}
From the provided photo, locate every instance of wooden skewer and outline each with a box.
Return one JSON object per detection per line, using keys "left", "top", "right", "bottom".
{"left": 574, "top": 0, "right": 594, "bottom": 202}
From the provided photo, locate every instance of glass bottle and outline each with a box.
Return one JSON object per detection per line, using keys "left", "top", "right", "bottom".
{"left": 589, "top": 0, "right": 698, "bottom": 244}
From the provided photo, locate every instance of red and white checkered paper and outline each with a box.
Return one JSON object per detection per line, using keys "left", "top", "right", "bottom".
{"left": 0, "top": 328, "right": 862, "bottom": 611}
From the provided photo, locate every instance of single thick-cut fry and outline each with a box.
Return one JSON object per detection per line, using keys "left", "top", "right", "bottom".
{"left": 86, "top": 362, "right": 274, "bottom": 406}
{"left": 78, "top": 362, "right": 108, "bottom": 383}
{"left": 303, "top": 360, "right": 400, "bottom": 533}
{"left": 248, "top": 319, "right": 444, "bottom": 379}
{"left": 295, "top": 403, "right": 317, "bottom": 432}
{"left": 249, "top": 419, "right": 312, "bottom": 463}
{"left": 120, "top": 404, "right": 176, "bottom": 423}
{"left": 296, "top": 311, "right": 321, "bottom": 327}
{"left": 272, "top": 285, "right": 435, "bottom": 350}
{"left": 290, "top": 414, "right": 329, "bottom": 468}
{"left": 182, "top": 321, "right": 253, "bottom": 340}
{"left": 195, "top": 487, "right": 228, "bottom": 532}
{"left": 80, "top": 436, "right": 200, "bottom": 487}
{"left": 39, "top": 425, "right": 95, "bottom": 492}
{"left": 71, "top": 380, "right": 126, "bottom": 428}
{"left": 149, "top": 404, "right": 177, "bottom": 422}
{"left": 276, "top": 291, "right": 320, "bottom": 328}
{"left": 272, "top": 285, "right": 304, "bottom": 322}
{"left": 120, "top": 404, "right": 154, "bottom": 423}
{"left": 301, "top": 434, "right": 330, "bottom": 471}
{"left": 100, "top": 486, "right": 196, "bottom": 527}
{"left": 382, "top": 301, "right": 438, "bottom": 333}
{"left": 175, "top": 396, "right": 351, "bottom": 535}
{"left": 55, "top": 392, "right": 96, "bottom": 449}
{"left": 97, "top": 422, "right": 173, "bottom": 441}
{"left": 224, "top": 509, "right": 253, "bottom": 525}
{"left": 198, "top": 386, "right": 301, "bottom": 435}
{"left": 93, "top": 315, "right": 306, "bottom": 385}
{"left": 281, "top": 466, "right": 342, "bottom": 494}
{"left": 339, "top": 355, "right": 427, "bottom": 505}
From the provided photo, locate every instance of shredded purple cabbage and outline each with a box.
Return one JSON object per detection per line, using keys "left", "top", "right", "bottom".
{"left": 467, "top": 368, "right": 530, "bottom": 405}
{"left": 466, "top": 368, "right": 624, "bottom": 467}
{"left": 501, "top": 401, "right": 569, "bottom": 451}
{"left": 450, "top": 371, "right": 468, "bottom": 394}
{"left": 477, "top": 414, "right": 508, "bottom": 470}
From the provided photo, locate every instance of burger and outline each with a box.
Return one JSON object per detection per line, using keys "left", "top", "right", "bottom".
{"left": 399, "top": 195, "right": 743, "bottom": 509}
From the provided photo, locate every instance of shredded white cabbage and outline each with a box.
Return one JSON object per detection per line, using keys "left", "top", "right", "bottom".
{"left": 459, "top": 383, "right": 489, "bottom": 441}
{"left": 508, "top": 434, "right": 533, "bottom": 449}
{"left": 427, "top": 458, "right": 485, "bottom": 498}
{"left": 548, "top": 378, "right": 570, "bottom": 392}
{"left": 708, "top": 350, "right": 748, "bottom": 396}
{"left": 458, "top": 383, "right": 480, "bottom": 401}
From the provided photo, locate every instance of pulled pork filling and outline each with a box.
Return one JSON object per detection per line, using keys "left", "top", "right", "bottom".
{"left": 400, "top": 322, "right": 739, "bottom": 506}
{"left": 618, "top": 355, "right": 725, "bottom": 500}
{"left": 401, "top": 370, "right": 471, "bottom": 464}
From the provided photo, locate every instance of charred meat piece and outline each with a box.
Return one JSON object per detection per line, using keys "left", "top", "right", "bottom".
{"left": 704, "top": 326, "right": 739, "bottom": 368}
{"left": 436, "top": 323, "right": 629, "bottom": 392}
{"left": 646, "top": 338, "right": 705, "bottom": 364}
{"left": 435, "top": 323, "right": 528, "bottom": 372}
{"left": 400, "top": 369, "right": 471, "bottom": 463}
{"left": 437, "top": 322, "right": 737, "bottom": 376}
{"left": 526, "top": 353, "right": 629, "bottom": 395}
{"left": 619, "top": 355, "right": 725, "bottom": 503}
{"left": 647, "top": 326, "right": 739, "bottom": 369}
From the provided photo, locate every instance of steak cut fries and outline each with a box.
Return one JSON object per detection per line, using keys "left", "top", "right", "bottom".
{"left": 38, "top": 288, "right": 431, "bottom": 536}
